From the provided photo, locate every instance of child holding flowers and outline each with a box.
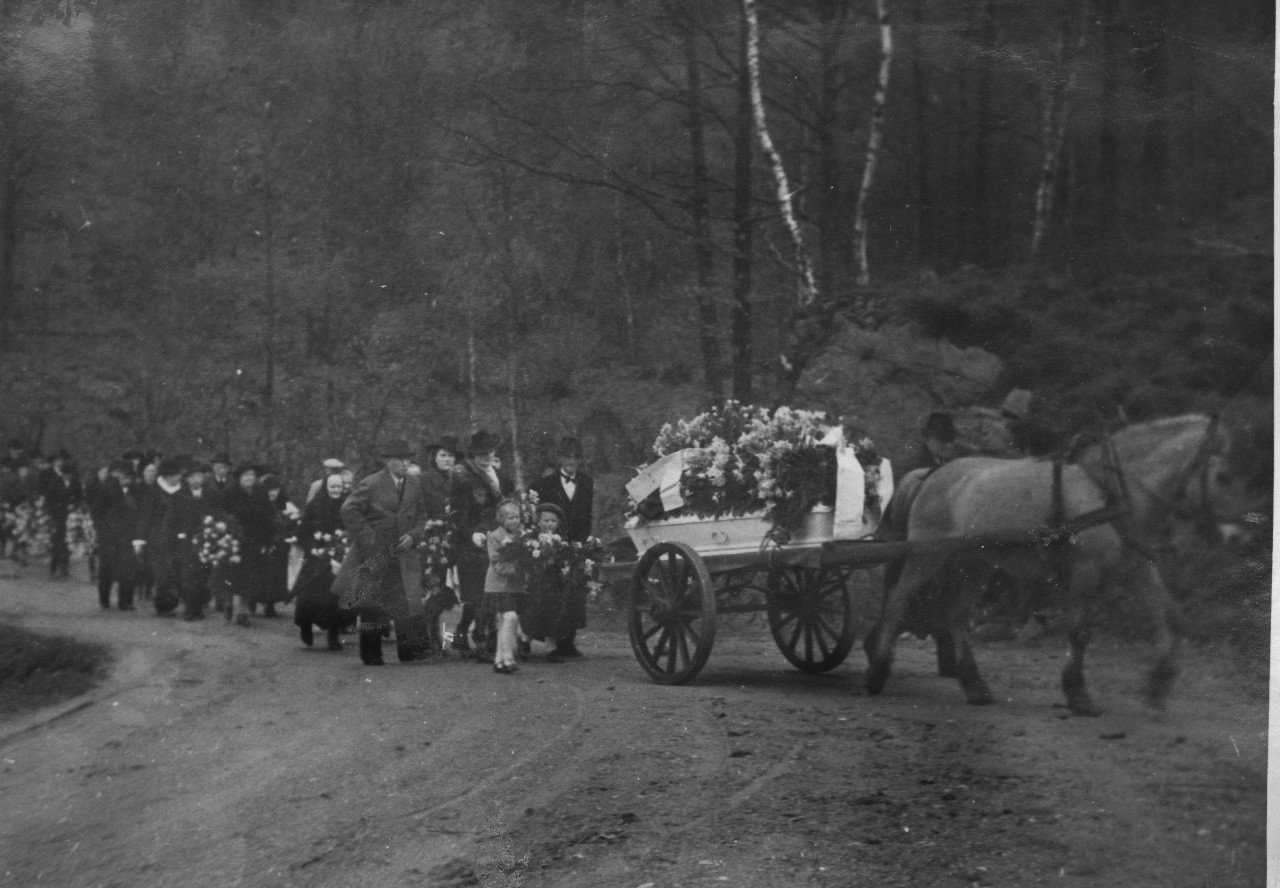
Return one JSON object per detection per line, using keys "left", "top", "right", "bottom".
{"left": 484, "top": 500, "right": 528, "bottom": 674}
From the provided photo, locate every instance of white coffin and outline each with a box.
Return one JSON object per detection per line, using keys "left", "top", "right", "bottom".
{"left": 627, "top": 506, "right": 834, "bottom": 556}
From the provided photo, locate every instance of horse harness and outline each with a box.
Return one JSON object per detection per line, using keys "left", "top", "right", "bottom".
{"left": 1045, "top": 415, "right": 1221, "bottom": 565}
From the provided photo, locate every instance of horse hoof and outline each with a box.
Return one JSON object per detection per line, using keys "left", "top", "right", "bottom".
{"left": 964, "top": 684, "right": 995, "bottom": 706}
{"left": 1145, "top": 661, "right": 1178, "bottom": 709}
{"left": 1066, "top": 696, "right": 1103, "bottom": 717}
{"left": 865, "top": 663, "right": 890, "bottom": 696}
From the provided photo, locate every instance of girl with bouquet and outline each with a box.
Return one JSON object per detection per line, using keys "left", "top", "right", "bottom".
{"left": 485, "top": 500, "right": 528, "bottom": 674}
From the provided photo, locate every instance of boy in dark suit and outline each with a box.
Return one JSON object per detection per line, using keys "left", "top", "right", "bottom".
{"left": 529, "top": 436, "right": 594, "bottom": 657}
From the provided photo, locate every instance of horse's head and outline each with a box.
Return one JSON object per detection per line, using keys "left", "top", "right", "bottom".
{"left": 1180, "top": 421, "right": 1271, "bottom": 544}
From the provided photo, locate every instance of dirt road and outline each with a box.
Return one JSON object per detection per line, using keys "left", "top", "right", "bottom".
{"left": 0, "top": 564, "right": 1267, "bottom": 888}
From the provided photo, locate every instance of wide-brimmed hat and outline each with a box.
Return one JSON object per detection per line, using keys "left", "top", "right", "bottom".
{"left": 1000, "top": 389, "right": 1033, "bottom": 421}
{"left": 53, "top": 448, "right": 73, "bottom": 462}
{"left": 122, "top": 449, "right": 144, "bottom": 464}
{"left": 108, "top": 459, "right": 133, "bottom": 474}
{"left": 556, "top": 436, "right": 584, "bottom": 459}
{"left": 182, "top": 461, "right": 210, "bottom": 478}
{"left": 233, "top": 463, "right": 259, "bottom": 479}
{"left": 211, "top": 453, "right": 232, "bottom": 467}
{"left": 467, "top": 430, "right": 502, "bottom": 456}
{"left": 321, "top": 457, "right": 345, "bottom": 470}
{"left": 379, "top": 439, "right": 415, "bottom": 459}
{"left": 423, "top": 435, "right": 461, "bottom": 460}
{"left": 921, "top": 411, "right": 957, "bottom": 444}
{"left": 157, "top": 457, "right": 184, "bottom": 478}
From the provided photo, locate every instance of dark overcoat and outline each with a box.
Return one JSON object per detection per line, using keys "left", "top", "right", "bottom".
{"left": 331, "top": 468, "right": 430, "bottom": 605}
{"left": 529, "top": 470, "right": 595, "bottom": 543}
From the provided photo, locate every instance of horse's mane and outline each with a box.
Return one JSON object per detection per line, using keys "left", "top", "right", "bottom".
{"left": 1103, "top": 414, "right": 1216, "bottom": 466}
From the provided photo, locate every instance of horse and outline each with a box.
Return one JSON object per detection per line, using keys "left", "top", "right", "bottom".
{"left": 863, "top": 414, "right": 1257, "bottom": 716}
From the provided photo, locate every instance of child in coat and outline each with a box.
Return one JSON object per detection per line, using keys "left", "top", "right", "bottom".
{"left": 485, "top": 500, "right": 527, "bottom": 674}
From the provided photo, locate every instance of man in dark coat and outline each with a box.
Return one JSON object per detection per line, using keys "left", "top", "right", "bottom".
{"left": 207, "top": 453, "right": 235, "bottom": 511}
{"left": 447, "top": 430, "right": 513, "bottom": 657}
{"left": 136, "top": 458, "right": 187, "bottom": 615}
{"left": 906, "top": 411, "right": 961, "bottom": 475}
{"left": 530, "top": 436, "right": 595, "bottom": 658}
{"left": 332, "top": 440, "right": 434, "bottom": 665}
{"left": 40, "top": 449, "right": 83, "bottom": 578}
{"left": 93, "top": 461, "right": 143, "bottom": 610}
{"left": 160, "top": 462, "right": 219, "bottom": 620}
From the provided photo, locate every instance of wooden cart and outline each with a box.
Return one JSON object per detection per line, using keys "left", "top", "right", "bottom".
{"left": 600, "top": 536, "right": 919, "bottom": 685}
{"left": 600, "top": 525, "right": 1092, "bottom": 685}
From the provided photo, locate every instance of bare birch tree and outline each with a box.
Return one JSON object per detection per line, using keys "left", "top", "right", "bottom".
{"left": 1030, "top": 0, "right": 1089, "bottom": 258}
{"left": 853, "top": 0, "right": 893, "bottom": 286}
{"left": 742, "top": 0, "right": 823, "bottom": 400}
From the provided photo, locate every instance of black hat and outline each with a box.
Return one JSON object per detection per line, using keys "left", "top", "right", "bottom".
{"left": 6, "top": 439, "right": 22, "bottom": 451}
{"left": 183, "top": 461, "right": 210, "bottom": 478}
{"left": 535, "top": 502, "right": 566, "bottom": 522}
{"left": 144, "top": 450, "right": 162, "bottom": 465}
{"left": 556, "top": 436, "right": 584, "bottom": 459}
{"left": 211, "top": 453, "right": 232, "bottom": 467}
{"left": 424, "top": 435, "right": 461, "bottom": 460}
{"left": 379, "top": 439, "right": 415, "bottom": 459}
{"left": 921, "top": 411, "right": 957, "bottom": 444}
{"left": 467, "top": 430, "right": 502, "bottom": 456}
{"left": 109, "top": 459, "right": 133, "bottom": 474}
{"left": 122, "top": 450, "right": 144, "bottom": 463}
{"left": 53, "top": 448, "right": 73, "bottom": 462}
{"left": 157, "top": 457, "right": 184, "bottom": 477}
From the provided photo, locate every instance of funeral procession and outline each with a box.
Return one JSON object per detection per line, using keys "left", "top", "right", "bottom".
{"left": 0, "top": 1, "right": 1271, "bottom": 886}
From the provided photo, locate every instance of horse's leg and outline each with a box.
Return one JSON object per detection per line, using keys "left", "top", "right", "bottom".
{"left": 1060, "top": 560, "right": 1104, "bottom": 717}
{"left": 1129, "top": 558, "right": 1182, "bottom": 709}
{"left": 934, "top": 623, "right": 957, "bottom": 678}
{"left": 865, "top": 556, "right": 940, "bottom": 695}
{"left": 945, "top": 563, "right": 996, "bottom": 705}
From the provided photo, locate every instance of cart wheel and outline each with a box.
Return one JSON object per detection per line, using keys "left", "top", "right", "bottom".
{"left": 628, "top": 541, "right": 716, "bottom": 684}
{"left": 766, "top": 566, "right": 854, "bottom": 674}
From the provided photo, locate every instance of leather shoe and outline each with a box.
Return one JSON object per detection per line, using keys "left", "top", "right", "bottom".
{"left": 555, "top": 645, "right": 583, "bottom": 658}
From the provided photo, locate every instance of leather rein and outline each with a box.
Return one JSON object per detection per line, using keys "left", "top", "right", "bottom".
{"left": 1071, "top": 415, "right": 1222, "bottom": 560}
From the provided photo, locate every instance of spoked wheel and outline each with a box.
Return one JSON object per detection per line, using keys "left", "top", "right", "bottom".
{"left": 628, "top": 541, "right": 716, "bottom": 684}
{"left": 766, "top": 566, "right": 855, "bottom": 674}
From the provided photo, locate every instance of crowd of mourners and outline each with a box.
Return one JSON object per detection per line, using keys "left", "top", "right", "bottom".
{"left": 0, "top": 432, "right": 600, "bottom": 673}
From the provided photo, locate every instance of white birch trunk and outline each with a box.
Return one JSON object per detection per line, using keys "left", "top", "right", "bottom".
{"left": 1031, "top": 0, "right": 1089, "bottom": 258}
{"left": 853, "top": 0, "right": 893, "bottom": 287}
{"left": 742, "top": 0, "right": 819, "bottom": 311}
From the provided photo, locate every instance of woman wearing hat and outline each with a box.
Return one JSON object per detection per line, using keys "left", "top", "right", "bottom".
{"left": 418, "top": 436, "right": 459, "bottom": 649}
{"left": 447, "top": 430, "right": 513, "bottom": 658}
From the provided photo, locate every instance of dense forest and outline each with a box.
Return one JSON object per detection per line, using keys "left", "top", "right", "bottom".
{"left": 0, "top": 0, "right": 1271, "bottom": 498}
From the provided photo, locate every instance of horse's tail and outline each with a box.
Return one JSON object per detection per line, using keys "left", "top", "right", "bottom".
{"left": 878, "top": 468, "right": 931, "bottom": 592}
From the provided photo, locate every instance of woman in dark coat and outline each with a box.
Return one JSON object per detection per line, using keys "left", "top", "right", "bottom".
{"left": 222, "top": 465, "right": 275, "bottom": 627}
{"left": 448, "top": 431, "right": 512, "bottom": 658}
{"left": 255, "top": 472, "right": 293, "bottom": 616}
{"left": 293, "top": 473, "right": 351, "bottom": 650}
{"left": 419, "top": 436, "right": 459, "bottom": 649}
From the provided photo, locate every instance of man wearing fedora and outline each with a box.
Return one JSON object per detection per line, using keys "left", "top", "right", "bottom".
{"left": 448, "top": 430, "right": 513, "bottom": 658}
{"left": 332, "top": 439, "right": 434, "bottom": 665}
{"left": 530, "top": 435, "right": 594, "bottom": 658}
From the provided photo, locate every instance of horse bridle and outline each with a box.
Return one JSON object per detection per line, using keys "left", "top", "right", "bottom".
{"left": 1095, "top": 415, "right": 1223, "bottom": 540}
{"left": 1077, "top": 415, "right": 1223, "bottom": 559}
